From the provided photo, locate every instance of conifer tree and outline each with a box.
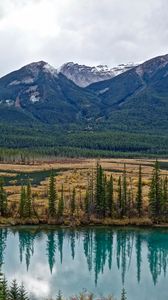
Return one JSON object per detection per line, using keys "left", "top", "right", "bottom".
{"left": 149, "top": 160, "right": 162, "bottom": 221}
{"left": 95, "top": 162, "right": 102, "bottom": 216}
{"left": 122, "top": 164, "right": 127, "bottom": 216}
{"left": 19, "top": 186, "right": 26, "bottom": 218}
{"left": 106, "top": 175, "right": 114, "bottom": 217}
{"left": 9, "top": 280, "right": 19, "bottom": 300}
{"left": 127, "top": 189, "right": 132, "bottom": 219}
{"left": 162, "top": 176, "right": 168, "bottom": 220}
{"left": 95, "top": 163, "right": 105, "bottom": 217}
{"left": 24, "top": 180, "right": 32, "bottom": 218}
{"left": 58, "top": 185, "right": 64, "bottom": 217}
{"left": 70, "top": 188, "right": 76, "bottom": 214}
{"left": 136, "top": 165, "right": 143, "bottom": 217}
{"left": 102, "top": 174, "right": 107, "bottom": 217}
{"left": 19, "top": 283, "right": 29, "bottom": 300}
{"left": 0, "top": 269, "right": 6, "bottom": 300}
{"left": 84, "top": 189, "right": 89, "bottom": 216}
{"left": 56, "top": 290, "right": 63, "bottom": 300}
{"left": 0, "top": 179, "right": 8, "bottom": 217}
{"left": 117, "top": 176, "right": 122, "bottom": 218}
{"left": 48, "top": 171, "right": 57, "bottom": 217}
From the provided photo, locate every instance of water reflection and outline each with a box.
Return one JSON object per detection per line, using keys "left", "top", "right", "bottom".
{"left": 1, "top": 227, "right": 168, "bottom": 299}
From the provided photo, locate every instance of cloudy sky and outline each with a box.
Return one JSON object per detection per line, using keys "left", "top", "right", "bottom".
{"left": 0, "top": 0, "right": 168, "bottom": 76}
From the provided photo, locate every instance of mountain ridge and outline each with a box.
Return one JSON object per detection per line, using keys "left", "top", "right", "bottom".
{"left": 0, "top": 53, "right": 168, "bottom": 157}
{"left": 59, "top": 61, "right": 138, "bottom": 87}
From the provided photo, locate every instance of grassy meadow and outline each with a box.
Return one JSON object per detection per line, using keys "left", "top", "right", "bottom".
{"left": 0, "top": 158, "right": 167, "bottom": 225}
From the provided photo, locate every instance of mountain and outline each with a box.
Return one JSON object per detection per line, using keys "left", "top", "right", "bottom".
{"left": 87, "top": 54, "right": 168, "bottom": 133}
{"left": 59, "top": 62, "right": 138, "bottom": 87}
{"left": 0, "top": 54, "right": 168, "bottom": 157}
{"left": 0, "top": 61, "right": 101, "bottom": 125}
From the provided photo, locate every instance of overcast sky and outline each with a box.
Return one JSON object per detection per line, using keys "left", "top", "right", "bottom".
{"left": 0, "top": 0, "right": 168, "bottom": 77}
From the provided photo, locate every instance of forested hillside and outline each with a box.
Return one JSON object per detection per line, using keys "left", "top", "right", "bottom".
{"left": 0, "top": 54, "right": 168, "bottom": 159}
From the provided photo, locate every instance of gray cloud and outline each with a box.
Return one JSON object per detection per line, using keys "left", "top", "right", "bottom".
{"left": 0, "top": 0, "right": 168, "bottom": 77}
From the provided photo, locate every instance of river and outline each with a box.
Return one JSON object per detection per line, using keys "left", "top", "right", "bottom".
{"left": 1, "top": 226, "right": 168, "bottom": 300}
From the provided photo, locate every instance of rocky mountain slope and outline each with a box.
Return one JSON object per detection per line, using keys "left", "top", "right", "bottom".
{"left": 0, "top": 61, "right": 101, "bottom": 125}
{"left": 0, "top": 54, "right": 168, "bottom": 134}
{"left": 87, "top": 54, "right": 168, "bottom": 132}
{"left": 59, "top": 62, "right": 138, "bottom": 87}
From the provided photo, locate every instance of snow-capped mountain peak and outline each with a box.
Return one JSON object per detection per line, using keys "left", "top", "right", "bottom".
{"left": 59, "top": 61, "right": 139, "bottom": 87}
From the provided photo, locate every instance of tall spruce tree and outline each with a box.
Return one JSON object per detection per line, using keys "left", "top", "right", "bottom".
{"left": 106, "top": 175, "right": 114, "bottom": 217}
{"left": 136, "top": 165, "right": 143, "bottom": 217}
{"left": 162, "top": 176, "right": 168, "bottom": 220}
{"left": 9, "top": 280, "right": 19, "bottom": 300}
{"left": 122, "top": 164, "right": 127, "bottom": 216}
{"left": 149, "top": 160, "right": 162, "bottom": 221}
{"left": 19, "top": 186, "right": 26, "bottom": 218}
{"left": 58, "top": 185, "right": 64, "bottom": 217}
{"left": 0, "top": 179, "right": 7, "bottom": 217}
{"left": 24, "top": 180, "right": 32, "bottom": 218}
{"left": 0, "top": 269, "right": 7, "bottom": 300}
{"left": 48, "top": 171, "right": 57, "bottom": 217}
{"left": 95, "top": 163, "right": 105, "bottom": 217}
{"left": 117, "top": 176, "right": 122, "bottom": 218}
{"left": 84, "top": 189, "right": 89, "bottom": 217}
{"left": 19, "top": 283, "right": 29, "bottom": 300}
{"left": 70, "top": 188, "right": 76, "bottom": 214}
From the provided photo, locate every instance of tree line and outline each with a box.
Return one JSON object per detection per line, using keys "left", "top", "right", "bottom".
{"left": 0, "top": 161, "right": 168, "bottom": 223}
{"left": 46, "top": 161, "right": 168, "bottom": 223}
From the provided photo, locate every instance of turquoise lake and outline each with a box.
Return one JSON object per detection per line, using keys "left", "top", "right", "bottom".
{"left": 1, "top": 226, "right": 168, "bottom": 300}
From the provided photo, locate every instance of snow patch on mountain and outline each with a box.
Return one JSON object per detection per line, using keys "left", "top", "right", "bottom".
{"left": 59, "top": 62, "right": 139, "bottom": 87}
{"left": 9, "top": 77, "right": 34, "bottom": 86}
{"left": 43, "top": 63, "right": 58, "bottom": 77}
{"left": 30, "top": 92, "right": 40, "bottom": 103}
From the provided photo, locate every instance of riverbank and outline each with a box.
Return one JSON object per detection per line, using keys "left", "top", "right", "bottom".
{"left": 1, "top": 215, "right": 167, "bottom": 228}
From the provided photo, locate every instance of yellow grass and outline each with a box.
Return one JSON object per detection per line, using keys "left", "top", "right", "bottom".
{"left": 1, "top": 158, "right": 168, "bottom": 215}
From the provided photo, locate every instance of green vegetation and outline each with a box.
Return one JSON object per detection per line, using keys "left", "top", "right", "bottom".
{"left": 0, "top": 124, "right": 168, "bottom": 162}
{"left": 0, "top": 179, "right": 8, "bottom": 217}
{"left": 0, "top": 160, "right": 167, "bottom": 225}
{"left": 48, "top": 171, "right": 57, "bottom": 218}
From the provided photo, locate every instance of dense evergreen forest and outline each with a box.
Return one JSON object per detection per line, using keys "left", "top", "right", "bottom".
{"left": 0, "top": 161, "right": 167, "bottom": 224}
{"left": 0, "top": 122, "right": 168, "bottom": 162}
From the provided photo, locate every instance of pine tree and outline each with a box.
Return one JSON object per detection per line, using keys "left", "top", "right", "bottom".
{"left": 56, "top": 290, "right": 63, "bottom": 300}
{"left": 19, "top": 186, "right": 26, "bottom": 218}
{"left": 9, "top": 280, "right": 19, "bottom": 300}
{"left": 19, "top": 283, "right": 29, "bottom": 300}
{"left": 70, "top": 188, "right": 76, "bottom": 214}
{"left": 0, "top": 179, "right": 8, "bottom": 217}
{"left": 117, "top": 176, "right": 122, "bottom": 218}
{"left": 48, "top": 171, "right": 57, "bottom": 218}
{"left": 162, "top": 176, "right": 168, "bottom": 220}
{"left": 127, "top": 189, "right": 132, "bottom": 219}
{"left": 121, "top": 288, "right": 127, "bottom": 300}
{"left": 122, "top": 164, "right": 127, "bottom": 216}
{"left": 84, "top": 189, "right": 89, "bottom": 216}
{"left": 95, "top": 163, "right": 105, "bottom": 217}
{"left": 102, "top": 174, "right": 107, "bottom": 217}
{"left": 24, "top": 180, "right": 32, "bottom": 218}
{"left": 58, "top": 185, "right": 64, "bottom": 217}
{"left": 0, "top": 269, "right": 6, "bottom": 300}
{"left": 149, "top": 160, "right": 162, "bottom": 221}
{"left": 106, "top": 175, "right": 114, "bottom": 217}
{"left": 95, "top": 162, "right": 101, "bottom": 216}
{"left": 136, "top": 165, "right": 143, "bottom": 217}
